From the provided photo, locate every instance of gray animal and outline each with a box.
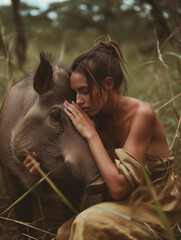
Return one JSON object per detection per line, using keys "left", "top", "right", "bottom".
{"left": 0, "top": 53, "right": 104, "bottom": 236}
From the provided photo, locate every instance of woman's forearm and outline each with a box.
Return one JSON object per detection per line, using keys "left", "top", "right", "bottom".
{"left": 86, "top": 131, "right": 131, "bottom": 200}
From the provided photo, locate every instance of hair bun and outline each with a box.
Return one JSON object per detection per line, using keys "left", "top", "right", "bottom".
{"left": 70, "top": 36, "right": 128, "bottom": 95}
{"left": 94, "top": 41, "right": 117, "bottom": 56}
{"left": 93, "top": 37, "right": 126, "bottom": 75}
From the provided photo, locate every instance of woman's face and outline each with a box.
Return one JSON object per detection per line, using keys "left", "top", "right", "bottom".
{"left": 70, "top": 71, "right": 108, "bottom": 116}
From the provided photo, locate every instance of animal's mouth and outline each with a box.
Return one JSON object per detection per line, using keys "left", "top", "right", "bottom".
{"left": 12, "top": 147, "right": 27, "bottom": 163}
{"left": 12, "top": 144, "right": 40, "bottom": 164}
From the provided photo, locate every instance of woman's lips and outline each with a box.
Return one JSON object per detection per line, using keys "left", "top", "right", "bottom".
{"left": 82, "top": 107, "right": 89, "bottom": 112}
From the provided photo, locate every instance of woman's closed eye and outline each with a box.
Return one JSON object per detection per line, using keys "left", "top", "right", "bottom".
{"left": 81, "top": 90, "right": 89, "bottom": 95}
{"left": 80, "top": 87, "right": 89, "bottom": 95}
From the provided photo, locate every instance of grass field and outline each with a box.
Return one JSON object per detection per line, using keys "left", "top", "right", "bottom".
{"left": 0, "top": 21, "right": 180, "bottom": 239}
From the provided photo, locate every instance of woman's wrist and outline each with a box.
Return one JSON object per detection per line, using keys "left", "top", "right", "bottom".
{"left": 86, "top": 130, "right": 99, "bottom": 142}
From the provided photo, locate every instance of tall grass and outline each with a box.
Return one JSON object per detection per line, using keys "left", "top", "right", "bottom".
{"left": 0, "top": 20, "right": 180, "bottom": 239}
{"left": 0, "top": 19, "right": 16, "bottom": 103}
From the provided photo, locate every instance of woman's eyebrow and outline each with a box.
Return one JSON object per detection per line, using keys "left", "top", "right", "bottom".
{"left": 71, "top": 85, "right": 89, "bottom": 92}
{"left": 78, "top": 86, "right": 89, "bottom": 91}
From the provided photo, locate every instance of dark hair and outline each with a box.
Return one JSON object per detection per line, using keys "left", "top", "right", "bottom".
{"left": 69, "top": 37, "right": 128, "bottom": 100}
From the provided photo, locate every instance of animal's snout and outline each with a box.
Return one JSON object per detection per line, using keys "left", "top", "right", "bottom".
{"left": 13, "top": 150, "right": 27, "bottom": 163}
{"left": 56, "top": 155, "right": 65, "bottom": 163}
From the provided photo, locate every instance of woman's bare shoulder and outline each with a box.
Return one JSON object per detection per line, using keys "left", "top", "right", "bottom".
{"left": 124, "top": 96, "right": 155, "bottom": 119}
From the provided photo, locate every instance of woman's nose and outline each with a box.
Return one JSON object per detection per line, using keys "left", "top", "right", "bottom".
{"left": 76, "top": 94, "right": 84, "bottom": 105}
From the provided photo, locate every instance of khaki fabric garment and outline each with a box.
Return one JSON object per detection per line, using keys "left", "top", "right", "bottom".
{"left": 114, "top": 148, "right": 181, "bottom": 225}
{"left": 57, "top": 148, "right": 181, "bottom": 240}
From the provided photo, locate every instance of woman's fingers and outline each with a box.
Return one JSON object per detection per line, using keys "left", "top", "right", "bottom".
{"left": 71, "top": 101, "right": 84, "bottom": 112}
{"left": 63, "top": 100, "right": 95, "bottom": 139}
{"left": 23, "top": 154, "right": 36, "bottom": 164}
{"left": 25, "top": 161, "right": 33, "bottom": 170}
{"left": 29, "top": 163, "right": 40, "bottom": 176}
{"left": 23, "top": 154, "right": 33, "bottom": 166}
{"left": 23, "top": 154, "right": 41, "bottom": 178}
{"left": 64, "top": 107, "right": 75, "bottom": 122}
{"left": 63, "top": 101, "right": 84, "bottom": 120}
{"left": 63, "top": 101, "right": 78, "bottom": 117}
{"left": 25, "top": 160, "right": 40, "bottom": 170}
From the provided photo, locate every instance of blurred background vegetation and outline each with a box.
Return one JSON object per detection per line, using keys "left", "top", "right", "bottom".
{"left": 0, "top": 0, "right": 180, "bottom": 160}
{"left": 0, "top": 0, "right": 181, "bottom": 238}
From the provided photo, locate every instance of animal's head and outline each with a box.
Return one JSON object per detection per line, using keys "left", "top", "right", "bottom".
{"left": 11, "top": 53, "right": 102, "bottom": 191}
{"left": 11, "top": 54, "right": 77, "bottom": 175}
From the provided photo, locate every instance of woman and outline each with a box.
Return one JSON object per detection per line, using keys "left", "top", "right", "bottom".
{"left": 25, "top": 38, "right": 181, "bottom": 240}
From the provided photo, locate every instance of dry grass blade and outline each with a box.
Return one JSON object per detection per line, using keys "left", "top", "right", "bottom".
{"left": 6, "top": 37, "right": 15, "bottom": 79}
{"left": 139, "top": 60, "right": 160, "bottom": 66}
{"left": 169, "top": 116, "right": 181, "bottom": 151}
{"left": 0, "top": 216, "right": 56, "bottom": 237}
{"left": 160, "top": 26, "right": 181, "bottom": 52}
{"left": 154, "top": 29, "right": 173, "bottom": 98}
{"left": 21, "top": 233, "right": 39, "bottom": 240}
{"left": 0, "top": 19, "right": 16, "bottom": 101}
{"left": 0, "top": 19, "right": 7, "bottom": 54}
{"left": 36, "top": 193, "right": 46, "bottom": 231}
{"left": 0, "top": 19, "right": 9, "bottom": 77}
{"left": 59, "top": 38, "right": 66, "bottom": 63}
{"left": 142, "top": 168, "right": 176, "bottom": 240}
{"left": 0, "top": 155, "right": 78, "bottom": 217}
{"left": 154, "top": 29, "right": 179, "bottom": 119}
{"left": 164, "top": 51, "right": 181, "bottom": 60}
{"left": 155, "top": 93, "right": 181, "bottom": 113}
{"left": 0, "top": 177, "right": 45, "bottom": 216}
{"left": 26, "top": 155, "right": 79, "bottom": 215}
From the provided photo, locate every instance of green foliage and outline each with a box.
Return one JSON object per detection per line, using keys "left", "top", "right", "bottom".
{"left": 0, "top": 0, "right": 180, "bottom": 177}
{"left": 0, "top": 1, "right": 180, "bottom": 164}
{"left": 0, "top": 0, "right": 180, "bottom": 239}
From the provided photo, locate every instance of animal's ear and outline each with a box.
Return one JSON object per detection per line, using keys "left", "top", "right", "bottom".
{"left": 33, "top": 52, "right": 53, "bottom": 94}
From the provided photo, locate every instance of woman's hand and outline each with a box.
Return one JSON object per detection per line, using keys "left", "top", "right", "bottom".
{"left": 23, "top": 154, "right": 41, "bottom": 178}
{"left": 63, "top": 101, "right": 96, "bottom": 139}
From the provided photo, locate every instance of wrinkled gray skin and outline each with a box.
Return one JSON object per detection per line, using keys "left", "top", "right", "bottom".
{"left": 0, "top": 53, "right": 103, "bottom": 235}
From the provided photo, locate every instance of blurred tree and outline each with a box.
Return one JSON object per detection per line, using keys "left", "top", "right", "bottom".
{"left": 1, "top": 0, "right": 180, "bottom": 53}
{"left": 135, "top": 0, "right": 181, "bottom": 45}
{"left": 0, "top": 20, "right": 8, "bottom": 60}
{"left": 43, "top": 0, "right": 154, "bottom": 53}
{"left": 167, "top": 0, "right": 181, "bottom": 27}
{"left": 11, "top": 0, "right": 27, "bottom": 68}
{"left": 0, "top": 0, "right": 180, "bottom": 65}
{"left": 45, "top": 0, "right": 180, "bottom": 39}
{"left": 45, "top": 0, "right": 141, "bottom": 33}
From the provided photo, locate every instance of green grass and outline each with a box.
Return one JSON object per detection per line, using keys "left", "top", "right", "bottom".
{"left": 0, "top": 22, "right": 180, "bottom": 239}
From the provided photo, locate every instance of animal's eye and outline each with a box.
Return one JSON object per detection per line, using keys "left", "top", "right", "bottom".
{"left": 50, "top": 109, "right": 64, "bottom": 133}
{"left": 50, "top": 110, "right": 61, "bottom": 122}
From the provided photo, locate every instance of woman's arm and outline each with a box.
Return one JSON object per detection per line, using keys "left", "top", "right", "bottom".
{"left": 123, "top": 104, "right": 156, "bottom": 162}
{"left": 63, "top": 101, "right": 131, "bottom": 200}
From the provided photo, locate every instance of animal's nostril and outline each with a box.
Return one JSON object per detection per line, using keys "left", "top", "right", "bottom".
{"left": 56, "top": 155, "right": 65, "bottom": 163}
